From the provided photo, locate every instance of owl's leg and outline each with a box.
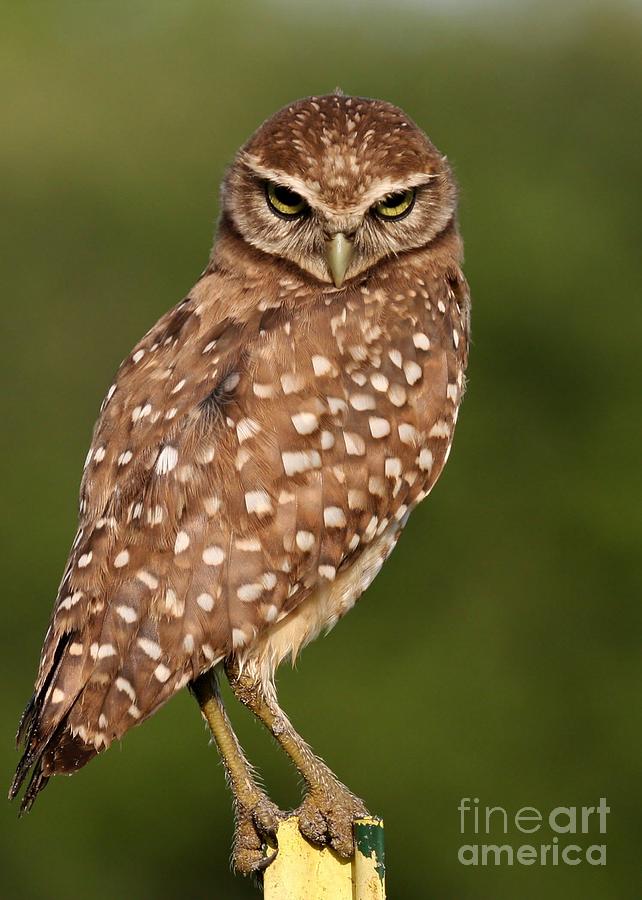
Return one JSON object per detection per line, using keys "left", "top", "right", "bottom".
{"left": 225, "top": 661, "right": 368, "bottom": 858}
{"left": 191, "top": 669, "right": 283, "bottom": 875}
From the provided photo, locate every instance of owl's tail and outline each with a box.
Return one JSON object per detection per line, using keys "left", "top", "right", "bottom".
{"left": 9, "top": 631, "right": 100, "bottom": 813}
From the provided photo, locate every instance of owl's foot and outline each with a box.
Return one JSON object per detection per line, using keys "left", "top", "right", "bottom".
{"left": 295, "top": 784, "right": 369, "bottom": 858}
{"left": 232, "top": 794, "right": 283, "bottom": 875}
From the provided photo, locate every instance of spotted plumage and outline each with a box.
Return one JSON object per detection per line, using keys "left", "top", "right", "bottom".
{"left": 11, "top": 93, "right": 470, "bottom": 870}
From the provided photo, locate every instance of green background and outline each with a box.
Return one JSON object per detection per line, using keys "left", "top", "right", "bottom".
{"left": 1, "top": 1, "right": 640, "bottom": 898}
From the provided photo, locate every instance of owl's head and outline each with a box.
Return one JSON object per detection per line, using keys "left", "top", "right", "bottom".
{"left": 220, "top": 94, "right": 458, "bottom": 288}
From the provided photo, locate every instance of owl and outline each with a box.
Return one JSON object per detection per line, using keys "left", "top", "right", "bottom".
{"left": 10, "top": 94, "right": 470, "bottom": 874}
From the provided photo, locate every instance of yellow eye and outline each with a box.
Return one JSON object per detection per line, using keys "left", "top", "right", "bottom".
{"left": 374, "top": 188, "right": 416, "bottom": 221}
{"left": 266, "top": 182, "right": 308, "bottom": 219}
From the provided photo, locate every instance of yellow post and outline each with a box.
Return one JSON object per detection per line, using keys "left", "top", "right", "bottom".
{"left": 263, "top": 816, "right": 385, "bottom": 900}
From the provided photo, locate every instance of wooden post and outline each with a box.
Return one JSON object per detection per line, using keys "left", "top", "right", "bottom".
{"left": 263, "top": 816, "right": 385, "bottom": 899}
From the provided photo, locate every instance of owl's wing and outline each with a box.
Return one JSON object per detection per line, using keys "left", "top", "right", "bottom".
{"left": 12, "top": 263, "right": 468, "bottom": 810}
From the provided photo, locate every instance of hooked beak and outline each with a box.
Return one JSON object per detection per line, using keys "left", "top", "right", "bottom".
{"left": 324, "top": 233, "right": 354, "bottom": 288}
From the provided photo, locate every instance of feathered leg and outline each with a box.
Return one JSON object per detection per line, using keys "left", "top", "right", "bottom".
{"left": 191, "top": 668, "right": 283, "bottom": 874}
{"left": 225, "top": 660, "right": 368, "bottom": 858}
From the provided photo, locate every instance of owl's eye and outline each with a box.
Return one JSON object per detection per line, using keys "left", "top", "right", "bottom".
{"left": 374, "top": 188, "right": 416, "bottom": 221}
{"left": 266, "top": 182, "right": 308, "bottom": 219}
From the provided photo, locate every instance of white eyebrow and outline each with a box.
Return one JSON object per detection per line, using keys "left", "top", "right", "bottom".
{"left": 241, "top": 152, "right": 444, "bottom": 217}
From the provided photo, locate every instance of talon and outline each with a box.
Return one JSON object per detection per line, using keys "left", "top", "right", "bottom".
{"left": 232, "top": 795, "right": 283, "bottom": 875}
{"left": 294, "top": 786, "right": 369, "bottom": 857}
{"left": 256, "top": 846, "right": 279, "bottom": 872}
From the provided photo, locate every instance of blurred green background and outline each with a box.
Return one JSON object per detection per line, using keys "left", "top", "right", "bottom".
{"left": 1, "top": 1, "right": 640, "bottom": 898}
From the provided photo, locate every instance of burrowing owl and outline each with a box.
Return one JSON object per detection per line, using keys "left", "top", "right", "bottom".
{"left": 11, "top": 94, "right": 470, "bottom": 873}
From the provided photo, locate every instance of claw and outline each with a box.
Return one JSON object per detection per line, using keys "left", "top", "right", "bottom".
{"left": 232, "top": 796, "right": 283, "bottom": 876}
{"left": 294, "top": 785, "right": 369, "bottom": 858}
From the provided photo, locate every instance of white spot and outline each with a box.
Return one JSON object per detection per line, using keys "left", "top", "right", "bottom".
{"left": 236, "top": 537, "right": 262, "bottom": 552}
{"left": 281, "top": 449, "right": 321, "bottom": 475}
{"left": 232, "top": 628, "right": 247, "bottom": 648}
{"left": 395, "top": 504, "right": 409, "bottom": 522}
{"left": 264, "top": 604, "right": 279, "bottom": 622}
{"left": 291, "top": 412, "right": 319, "bottom": 435}
{"left": 174, "top": 531, "right": 190, "bottom": 554}
{"left": 385, "top": 457, "right": 403, "bottom": 478}
{"left": 245, "top": 490, "right": 273, "bottom": 515}
{"left": 154, "top": 663, "right": 171, "bottom": 683}
{"left": 77, "top": 552, "right": 92, "bottom": 568}
{"left": 428, "top": 420, "right": 450, "bottom": 439}
{"left": 438, "top": 300, "right": 446, "bottom": 313}
{"left": 51, "top": 688, "right": 65, "bottom": 703}
{"left": 418, "top": 448, "right": 434, "bottom": 471}
{"left": 98, "top": 714, "right": 109, "bottom": 730}
{"left": 370, "top": 373, "right": 389, "bottom": 392}
{"left": 321, "top": 430, "right": 335, "bottom": 449}
{"left": 398, "top": 423, "right": 418, "bottom": 444}
{"left": 344, "top": 432, "right": 366, "bottom": 456}
{"left": 221, "top": 372, "right": 240, "bottom": 392}
{"left": 165, "top": 407, "right": 178, "bottom": 420}
{"left": 388, "top": 384, "right": 407, "bottom": 407}
{"left": 94, "top": 446, "right": 106, "bottom": 462}
{"left": 132, "top": 349, "right": 145, "bottom": 363}
{"left": 296, "top": 530, "right": 315, "bottom": 552}
{"left": 202, "top": 644, "right": 215, "bottom": 661}
{"left": 364, "top": 515, "right": 379, "bottom": 541}
{"left": 114, "top": 550, "right": 130, "bottom": 568}
{"left": 369, "top": 476, "right": 385, "bottom": 497}
{"left": 164, "top": 589, "right": 184, "bottom": 617}
{"left": 369, "top": 416, "right": 391, "bottom": 438}
{"left": 204, "top": 495, "right": 221, "bottom": 516}
{"left": 350, "top": 393, "right": 376, "bottom": 411}
{"left": 148, "top": 505, "right": 164, "bottom": 525}
{"left": 413, "top": 332, "right": 431, "bottom": 350}
{"left": 156, "top": 445, "right": 178, "bottom": 475}
{"left": 312, "top": 355, "right": 334, "bottom": 376}
{"left": 388, "top": 349, "right": 403, "bottom": 368}
{"left": 136, "top": 569, "right": 159, "bottom": 590}
{"left": 59, "top": 591, "right": 83, "bottom": 611}
{"left": 69, "top": 642, "right": 84, "bottom": 656}
{"left": 137, "top": 637, "right": 162, "bottom": 660}
{"left": 323, "top": 505, "right": 346, "bottom": 529}
{"left": 97, "top": 643, "right": 116, "bottom": 659}
{"left": 281, "top": 372, "right": 304, "bottom": 394}
{"left": 118, "top": 450, "right": 133, "bottom": 466}
{"left": 238, "top": 583, "right": 264, "bottom": 603}
{"left": 183, "top": 634, "right": 195, "bottom": 653}
{"left": 404, "top": 361, "right": 422, "bottom": 385}
{"left": 237, "top": 417, "right": 261, "bottom": 443}
{"left": 453, "top": 328, "right": 460, "bottom": 349}
{"left": 116, "top": 605, "right": 138, "bottom": 623}
{"left": 116, "top": 677, "right": 135, "bottom": 701}
{"left": 202, "top": 545, "right": 224, "bottom": 566}
{"left": 171, "top": 378, "right": 186, "bottom": 394}
{"left": 197, "top": 592, "right": 215, "bottom": 611}
{"left": 253, "top": 382, "right": 275, "bottom": 398}
{"left": 198, "top": 446, "right": 216, "bottom": 464}
{"left": 318, "top": 565, "right": 336, "bottom": 580}
{"left": 328, "top": 396, "right": 348, "bottom": 417}
{"left": 128, "top": 705, "right": 141, "bottom": 719}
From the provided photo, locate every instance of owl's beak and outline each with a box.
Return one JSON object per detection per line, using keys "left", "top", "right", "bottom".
{"left": 324, "top": 233, "right": 354, "bottom": 288}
